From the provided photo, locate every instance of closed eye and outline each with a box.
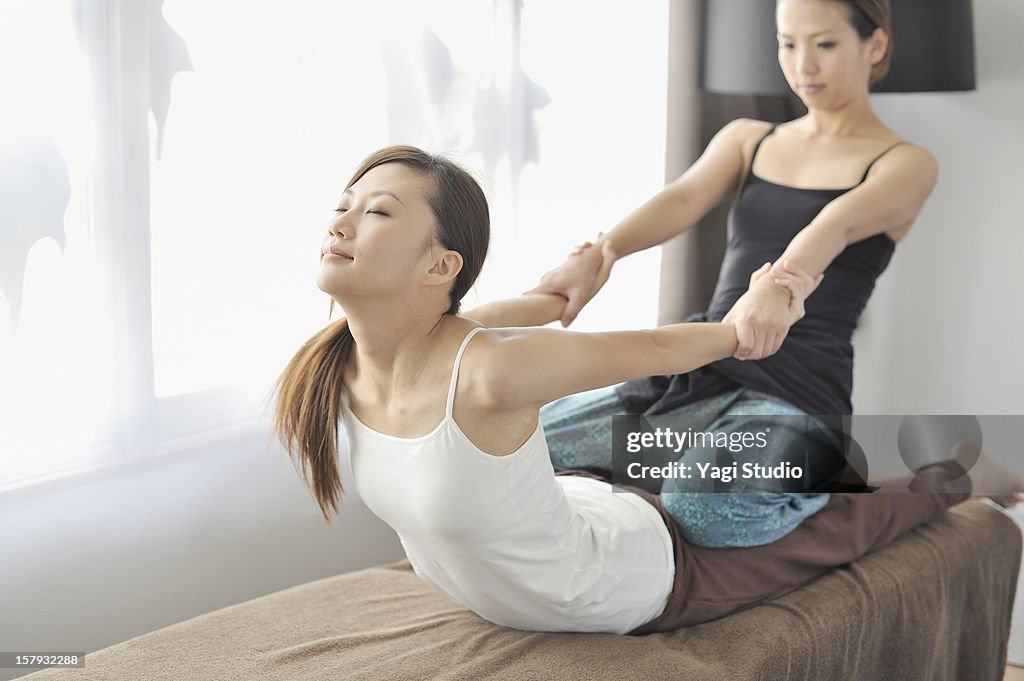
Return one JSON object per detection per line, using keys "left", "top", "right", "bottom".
{"left": 817, "top": 41, "right": 836, "bottom": 49}
{"left": 332, "top": 207, "right": 389, "bottom": 217}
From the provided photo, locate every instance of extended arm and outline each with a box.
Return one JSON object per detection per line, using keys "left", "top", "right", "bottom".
{"left": 724, "top": 144, "right": 938, "bottom": 360}
{"left": 474, "top": 262, "right": 820, "bottom": 410}
{"left": 478, "top": 322, "right": 739, "bottom": 410}
{"left": 528, "top": 119, "right": 765, "bottom": 326}
{"left": 460, "top": 293, "right": 568, "bottom": 328}
{"left": 462, "top": 241, "right": 616, "bottom": 328}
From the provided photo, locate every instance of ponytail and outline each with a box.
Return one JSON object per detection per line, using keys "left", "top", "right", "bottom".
{"left": 271, "top": 301, "right": 353, "bottom": 522}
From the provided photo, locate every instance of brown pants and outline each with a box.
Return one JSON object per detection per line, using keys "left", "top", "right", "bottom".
{"left": 556, "top": 461, "right": 971, "bottom": 635}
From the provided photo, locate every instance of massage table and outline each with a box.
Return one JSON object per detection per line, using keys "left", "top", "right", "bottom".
{"left": 24, "top": 500, "right": 1021, "bottom": 681}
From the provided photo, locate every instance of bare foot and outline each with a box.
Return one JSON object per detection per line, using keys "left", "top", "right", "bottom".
{"left": 985, "top": 493, "right": 1024, "bottom": 509}
{"left": 952, "top": 442, "right": 1024, "bottom": 508}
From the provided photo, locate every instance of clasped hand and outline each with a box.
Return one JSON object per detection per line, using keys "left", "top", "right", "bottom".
{"left": 527, "top": 235, "right": 821, "bottom": 361}
{"left": 526, "top": 234, "right": 617, "bottom": 327}
{"left": 723, "top": 260, "right": 823, "bottom": 361}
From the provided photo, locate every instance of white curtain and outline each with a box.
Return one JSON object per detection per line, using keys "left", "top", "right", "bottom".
{"left": 0, "top": 0, "right": 667, "bottom": 487}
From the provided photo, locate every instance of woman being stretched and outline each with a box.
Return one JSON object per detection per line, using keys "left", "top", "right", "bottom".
{"left": 272, "top": 145, "right": 1022, "bottom": 635}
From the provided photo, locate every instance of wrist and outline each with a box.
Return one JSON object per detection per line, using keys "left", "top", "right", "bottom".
{"left": 755, "top": 270, "right": 792, "bottom": 301}
{"left": 594, "top": 233, "right": 619, "bottom": 263}
{"left": 721, "top": 322, "right": 740, "bottom": 356}
{"left": 573, "top": 232, "right": 619, "bottom": 263}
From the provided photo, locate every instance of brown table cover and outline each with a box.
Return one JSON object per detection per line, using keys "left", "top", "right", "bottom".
{"left": 24, "top": 501, "right": 1021, "bottom": 681}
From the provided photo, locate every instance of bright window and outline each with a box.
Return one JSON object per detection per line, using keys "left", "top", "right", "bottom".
{"left": 0, "top": 0, "right": 666, "bottom": 488}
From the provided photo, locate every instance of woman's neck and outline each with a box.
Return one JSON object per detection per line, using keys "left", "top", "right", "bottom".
{"left": 343, "top": 304, "right": 452, "bottom": 399}
{"left": 801, "top": 95, "right": 884, "bottom": 138}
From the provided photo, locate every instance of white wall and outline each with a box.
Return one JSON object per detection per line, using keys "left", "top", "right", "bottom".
{"left": 851, "top": 0, "right": 1024, "bottom": 415}
{"left": 849, "top": 0, "right": 1024, "bottom": 666}
{"left": 0, "top": 428, "right": 403, "bottom": 681}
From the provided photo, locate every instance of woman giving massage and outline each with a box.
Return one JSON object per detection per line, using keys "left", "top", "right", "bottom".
{"left": 528, "top": 0, "right": 1017, "bottom": 550}
{"left": 271, "top": 145, "right": 1022, "bottom": 635}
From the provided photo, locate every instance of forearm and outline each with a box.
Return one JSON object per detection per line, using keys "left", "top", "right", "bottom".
{"left": 461, "top": 293, "right": 567, "bottom": 328}
{"left": 648, "top": 322, "right": 738, "bottom": 375}
{"left": 719, "top": 256, "right": 823, "bottom": 360}
{"left": 597, "top": 120, "right": 754, "bottom": 262}
{"left": 598, "top": 187, "right": 705, "bottom": 261}
{"left": 530, "top": 121, "right": 744, "bottom": 324}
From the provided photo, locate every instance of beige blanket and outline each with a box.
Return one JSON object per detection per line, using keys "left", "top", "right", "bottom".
{"left": 25, "top": 501, "right": 1021, "bottom": 681}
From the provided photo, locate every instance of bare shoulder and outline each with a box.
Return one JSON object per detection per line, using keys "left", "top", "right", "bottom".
{"left": 717, "top": 118, "right": 774, "bottom": 148}
{"left": 890, "top": 143, "right": 937, "bottom": 169}
{"left": 450, "top": 326, "right": 519, "bottom": 409}
{"left": 871, "top": 142, "right": 938, "bottom": 188}
{"left": 835, "top": 141, "right": 939, "bottom": 244}
{"left": 690, "top": 118, "right": 776, "bottom": 176}
{"left": 724, "top": 117, "right": 775, "bottom": 136}
{"left": 448, "top": 327, "right": 544, "bottom": 454}
{"left": 711, "top": 119, "right": 775, "bottom": 189}
{"left": 453, "top": 325, "right": 595, "bottom": 410}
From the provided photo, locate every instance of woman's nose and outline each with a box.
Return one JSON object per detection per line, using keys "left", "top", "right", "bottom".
{"left": 329, "top": 214, "right": 355, "bottom": 239}
{"left": 796, "top": 48, "right": 818, "bottom": 74}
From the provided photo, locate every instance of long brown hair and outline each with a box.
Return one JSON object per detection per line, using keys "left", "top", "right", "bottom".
{"left": 271, "top": 146, "right": 490, "bottom": 522}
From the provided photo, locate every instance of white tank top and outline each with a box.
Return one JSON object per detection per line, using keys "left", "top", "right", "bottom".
{"left": 341, "top": 327, "right": 674, "bottom": 634}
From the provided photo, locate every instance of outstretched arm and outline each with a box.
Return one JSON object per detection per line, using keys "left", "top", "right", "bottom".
{"left": 475, "top": 261, "right": 820, "bottom": 410}
{"left": 462, "top": 240, "right": 616, "bottom": 328}
{"left": 724, "top": 144, "right": 938, "bottom": 360}
{"left": 527, "top": 119, "right": 763, "bottom": 326}
{"left": 478, "top": 322, "right": 738, "bottom": 410}
{"left": 460, "top": 293, "right": 568, "bottom": 329}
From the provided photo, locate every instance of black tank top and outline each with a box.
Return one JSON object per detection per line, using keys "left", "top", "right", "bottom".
{"left": 616, "top": 125, "right": 904, "bottom": 418}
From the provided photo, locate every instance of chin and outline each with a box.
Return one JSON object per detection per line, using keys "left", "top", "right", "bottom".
{"left": 790, "top": 92, "right": 813, "bottom": 109}
{"left": 314, "top": 274, "right": 340, "bottom": 298}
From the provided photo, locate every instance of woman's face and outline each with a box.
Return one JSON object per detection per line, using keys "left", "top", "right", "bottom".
{"left": 317, "top": 162, "right": 440, "bottom": 304}
{"left": 775, "top": 0, "right": 884, "bottom": 109}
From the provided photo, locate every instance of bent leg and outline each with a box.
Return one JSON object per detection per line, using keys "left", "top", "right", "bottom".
{"left": 660, "top": 389, "right": 839, "bottom": 548}
{"left": 630, "top": 461, "right": 971, "bottom": 633}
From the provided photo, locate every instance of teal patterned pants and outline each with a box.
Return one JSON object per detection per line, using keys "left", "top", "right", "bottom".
{"left": 540, "top": 386, "right": 835, "bottom": 548}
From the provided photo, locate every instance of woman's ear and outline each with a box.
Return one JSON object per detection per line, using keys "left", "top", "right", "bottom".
{"left": 426, "top": 249, "right": 464, "bottom": 287}
{"left": 867, "top": 27, "right": 888, "bottom": 66}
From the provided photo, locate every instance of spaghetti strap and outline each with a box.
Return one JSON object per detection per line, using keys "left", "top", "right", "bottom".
{"left": 858, "top": 141, "right": 909, "bottom": 184}
{"left": 736, "top": 123, "right": 778, "bottom": 197}
{"left": 750, "top": 124, "right": 779, "bottom": 171}
{"left": 445, "top": 326, "right": 486, "bottom": 417}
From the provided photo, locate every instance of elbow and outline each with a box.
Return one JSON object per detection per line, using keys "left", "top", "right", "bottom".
{"left": 839, "top": 222, "right": 861, "bottom": 247}
{"left": 838, "top": 208, "right": 910, "bottom": 246}
{"left": 645, "top": 326, "right": 731, "bottom": 377}
{"left": 636, "top": 329, "right": 683, "bottom": 377}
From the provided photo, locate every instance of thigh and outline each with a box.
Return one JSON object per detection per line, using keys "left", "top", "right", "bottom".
{"left": 665, "top": 389, "right": 844, "bottom": 493}
{"left": 659, "top": 388, "right": 837, "bottom": 547}
{"left": 540, "top": 386, "right": 754, "bottom": 475}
